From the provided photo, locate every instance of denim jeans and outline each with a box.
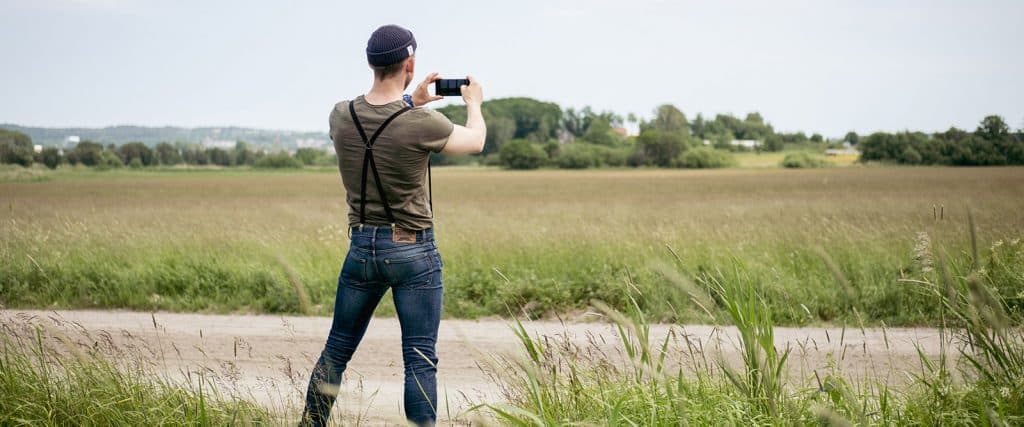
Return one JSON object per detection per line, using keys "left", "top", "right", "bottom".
{"left": 301, "top": 226, "right": 443, "bottom": 426}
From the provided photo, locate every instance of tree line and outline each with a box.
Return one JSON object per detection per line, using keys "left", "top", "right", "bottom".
{"left": 859, "top": 116, "right": 1024, "bottom": 166}
{"left": 4, "top": 98, "right": 1022, "bottom": 170}
{"left": 0, "top": 133, "right": 335, "bottom": 170}
{"left": 434, "top": 99, "right": 1023, "bottom": 169}
{"left": 436, "top": 99, "right": 845, "bottom": 169}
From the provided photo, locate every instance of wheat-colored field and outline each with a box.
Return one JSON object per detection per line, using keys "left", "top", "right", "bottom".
{"left": 2, "top": 166, "right": 1023, "bottom": 323}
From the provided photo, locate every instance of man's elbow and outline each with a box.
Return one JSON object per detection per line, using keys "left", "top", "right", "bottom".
{"left": 472, "top": 130, "right": 486, "bottom": 153}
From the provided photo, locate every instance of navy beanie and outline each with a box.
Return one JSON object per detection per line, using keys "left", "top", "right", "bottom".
{"left": 366, "top": 25, "right": 417, "bottom": 66}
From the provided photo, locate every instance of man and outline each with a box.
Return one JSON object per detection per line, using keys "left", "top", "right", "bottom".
{"left": 300, "top": 24, "right": 486, "bottom": 426}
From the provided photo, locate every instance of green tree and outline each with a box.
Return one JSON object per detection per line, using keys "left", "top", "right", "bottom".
{"left": 0, "top": 128, "right": 34, "bottom": 166}
{"left": 254, "top": 152, "right": 302, "bottom": 168}
{"left": 713, "top": 114, "right": 745, "bottom": 139}
{"left": 294, "top": 148, "right": 322, "bottom": 166}
{"left": 580, "top": 117, "right": 618, "bottom": 146}
{"left": 40, "top": 147, "right": 61, "bottom": 169}
{"left": 206, "top": 148, "right": 233, "bottom": 166}
{"left": 234, "top": 141, "right": 255, "bottom": 166}
{"left": 484, "top": 116, "right": 516, "bottom": 154}
{"left": 97, "top": 150, "right": 124, "bottom": 169}
{"left": 742, "top": 112, "right": 773, "bottom": 140}
{"left": 643, "top": 104, "right": 689, "bottom": 135}
{"left": 154, "top": 143, "right": 182, "bottom": 165}
{"left": 976, "top": 115, "right": 1010, "bottom": 141}
{"left": 763, "top": 134, "right": 784, "bottom": 152}
{"left": 710, "top": 131, "right": 734, "bottom": 150}
{"left": 66, "top": 141, "right": 104, "bottom": 166}
{"left": 182, "top": 146, "right": 208, "bottom": 165}
{"left": 117, "top": 142, "right": 154, "bottom": 166}
{"left": 810, "top": 133, "right": 824, "bottom": 143}
{"left": 636, "top": 129, "right": 686, "bottom": 167}
{"left": 439, "top": 97, "right": 562, "bottom": 150}
{"left": 843, "top": 131, "right": 859, "bottom": 145}
{"left": 691, "top": 113, "right": 706, "bottom": 138}
{"left": 499, "top": 139, "right": 547, "bottom": 170}
{"left": 562, "top": 107, "right": 587, "bottom": 137}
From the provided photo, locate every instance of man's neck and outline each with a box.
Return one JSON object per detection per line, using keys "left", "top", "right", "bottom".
{"left": 364, "top": 77, "right": 405, "bottom": 106}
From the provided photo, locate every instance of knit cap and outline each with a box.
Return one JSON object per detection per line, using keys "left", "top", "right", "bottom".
{"left": 366, "top": 25, "right": 417, "bottom": 66}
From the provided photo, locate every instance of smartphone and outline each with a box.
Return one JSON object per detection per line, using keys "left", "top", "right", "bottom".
{"left": 435, "top": 78, "right": 469, "bottom": 97}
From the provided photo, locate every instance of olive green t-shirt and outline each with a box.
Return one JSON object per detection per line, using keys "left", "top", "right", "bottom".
{"left": 329, "top": 96, "right": 453, "bottom": 230}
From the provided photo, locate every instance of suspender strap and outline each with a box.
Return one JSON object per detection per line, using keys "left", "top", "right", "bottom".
{"left": 349, "top": 101, "right": 410, "bottom": 225}
{"left": 427, "top": 159, "right": 433, "bottom": 215}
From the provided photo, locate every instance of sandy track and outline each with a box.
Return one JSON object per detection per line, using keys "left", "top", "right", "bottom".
{"left": 2, "top": 310, "right": 953, "bottom": 424}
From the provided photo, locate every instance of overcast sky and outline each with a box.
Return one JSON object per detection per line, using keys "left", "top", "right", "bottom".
{"left": 2, "top": 0, "right": 1022, "bottom": 136}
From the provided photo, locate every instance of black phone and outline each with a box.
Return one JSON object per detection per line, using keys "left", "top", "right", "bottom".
{"left": 434, "top": 78, "right": 469, "bottom": 97}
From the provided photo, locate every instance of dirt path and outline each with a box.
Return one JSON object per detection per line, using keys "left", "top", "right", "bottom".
{"left": 2, "top": 310, "right": 954, "bottom": 425}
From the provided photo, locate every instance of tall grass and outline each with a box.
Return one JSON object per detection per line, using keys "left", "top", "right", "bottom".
{"left": 3, "top": 167, "right": 1022, "bottom": 325}
{"left": 476, "top": 228, "right": 1024, "bottom": 425}
{"left": 0, "top": 320, "right": 272, "bottom": 426}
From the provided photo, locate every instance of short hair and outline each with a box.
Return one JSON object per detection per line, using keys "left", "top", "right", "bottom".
{"left": 372, "top": 58, "right": 407, "bottom": 81}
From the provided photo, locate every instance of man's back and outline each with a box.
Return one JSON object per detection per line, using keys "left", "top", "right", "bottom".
{"left": 303, "top": 24, "right": 485, "bottom": 427}
{"left": 330, "top": 95, "right": 452, "bottom": 230}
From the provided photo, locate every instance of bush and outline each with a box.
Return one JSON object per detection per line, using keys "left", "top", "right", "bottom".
{"left": 254, "top": 152, "right": 302, "bottom": 169}
{"left": 66, "top": 141, "right": 104, "bottom": 166}
{"left": 117, "top": 142, "right": 154, "bottom": 166}
{"left": 637, "top": 129, "right": 687, "bottom": 167}
{"left": 595, "top": 145, "right": 630, "bottom": 167}
{"left": 40, "top": 147, "right": 62, "bottom": 169}
{"left": 482, "top": 153, "right": 503, "bottom": 167}
{"left": 294, "top": 148, "right": 324, "bottom": 166}
{"left": 781, "top": 152, "right": 828, "bottom": 168}
{"left": 95, "top": 151, "right": 124, "bottom": 170}
{"left": 314, "top": 152, "right": 338, "bottom": 167}
{"left": 556, "top": 144, "right": 597, "bottom": 169}
{"left": 679, "top": 147, "right": 736, "bottom": 169}
{"left": 554, "top": 144, "right": 632, "bottom": 169}
{"left": 499, "top": 139, "right": 547, "bottom": 170}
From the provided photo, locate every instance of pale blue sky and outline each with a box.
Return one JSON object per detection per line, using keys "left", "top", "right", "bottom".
{"left": 2, "top": 0, "right": 1022, "bottom": 136}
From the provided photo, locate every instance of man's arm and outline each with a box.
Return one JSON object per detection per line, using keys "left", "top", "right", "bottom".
{"left": 441, "top": 76, "right": 486, "bottom": 155}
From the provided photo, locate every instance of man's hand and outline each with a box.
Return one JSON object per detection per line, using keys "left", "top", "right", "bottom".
{"left": 411, "top": 72, "right": 443, "bottom": 107}
{"left": 460, "top": 75, "right": 483, "bottom": 107}
{"left": 441, "top": 75, "right": 487, "bottom": 155}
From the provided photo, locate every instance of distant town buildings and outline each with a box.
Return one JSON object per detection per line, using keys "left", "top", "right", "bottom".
{"left": 201, "top": 137, "right": 236, "bottom": 150}
{"left": 295, "top": 138, "right": 329, "bottom": 150}
{"left": 702, "top": 139, "right": 762, "bottom": 149}
{"left": 731, "top": 139, "right": 762, "bottom": 149}
{"left": 825, "top": 144, "right": 860, "bottom": 156}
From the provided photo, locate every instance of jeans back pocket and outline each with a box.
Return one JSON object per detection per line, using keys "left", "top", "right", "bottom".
{"left": 383, "top": 250, "right": 438, "bottom": 289}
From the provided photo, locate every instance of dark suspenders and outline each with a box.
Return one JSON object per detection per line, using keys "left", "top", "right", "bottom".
{"left": 348, "top": 101, "right": 433, "bottom": 226}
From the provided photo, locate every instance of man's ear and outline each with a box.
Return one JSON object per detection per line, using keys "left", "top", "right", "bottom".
{"left": 406, "top": 56, "right": 415, "bottom": 73}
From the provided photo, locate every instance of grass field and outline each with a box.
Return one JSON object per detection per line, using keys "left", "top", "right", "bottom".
{"left": 2, "top": 166, "right": 1023, "bottom": 325}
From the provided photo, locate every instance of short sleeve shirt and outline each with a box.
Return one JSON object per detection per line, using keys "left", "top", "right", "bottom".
{"left": 330, "top": 96, "right": 454, "bottom": 230}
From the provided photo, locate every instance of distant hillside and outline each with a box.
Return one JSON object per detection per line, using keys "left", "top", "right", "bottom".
{"left": 0, "top": 124, "right": 330, "bottom": 150}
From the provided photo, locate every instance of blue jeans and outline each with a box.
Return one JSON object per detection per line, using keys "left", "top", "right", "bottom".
{"left": 301, "top": 226, "right": 443, "bottom": 426}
